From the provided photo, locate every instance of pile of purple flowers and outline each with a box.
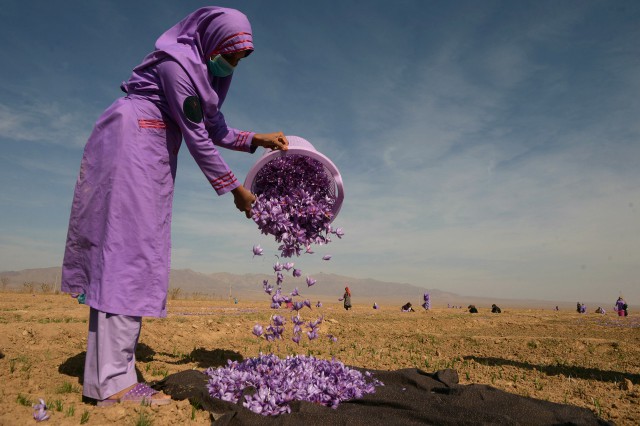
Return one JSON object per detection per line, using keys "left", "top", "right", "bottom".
{"left": 251, "top": 155, "right": 343, "bottom": 257}
{"left": 205, "top": 354, "right": 383, "bottom": 416}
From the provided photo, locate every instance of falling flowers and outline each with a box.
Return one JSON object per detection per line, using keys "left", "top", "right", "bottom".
{"left": 205, "top": 354, "right": 383, "bottom": 416}
{"left": 250, "top": 155, "right": 344, "bottom": 258}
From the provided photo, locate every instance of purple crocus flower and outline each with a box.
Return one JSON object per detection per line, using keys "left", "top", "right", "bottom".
{"left": 334, "top": 227, "right": 344, "bottom": 238}
{"left": 292, "top": 301, "right": 304, "bottom": 311}
{"left": 293, "top": 268, "right": 302, "bottom": 277}
{"left": 290, "top": 287, "right": 300, "bottom": 297}
{"left": 252, "top": 245, "right": 264, "bottom": 257}
{"left": 273, "top": 262, "right": 283, "bottom": 272}
{"left": 292, "top": 334, "right": 301, "bottom": 344}
{"left": 328, "top": 334, "right": 338, "bottom": 343}
{"left": 306, "top": 276, "right": 316, "bottom": 287}
{"left": 283, "top": 262, "right": 295, "bottom": 271}
{"left": 322, "top": 254, "right": 332, "bottom": 261}
{"left": 307, "top": 330, "right": 318, "bottom": 340}
{"left": 252, "top": 324, "right": 264, "bottom": 337}
{"left": 32, "top": 399, "right": 49, "bottom": 422}
{"left": 271, "top": 315, "right": 285, "bottom": 327}
{"left": 303, "top": 299, "right": 312, "bottom": 309}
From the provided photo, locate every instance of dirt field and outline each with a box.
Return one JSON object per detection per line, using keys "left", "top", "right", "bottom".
{"left": 0, "top": 292, "right": 637, "bottom": 425}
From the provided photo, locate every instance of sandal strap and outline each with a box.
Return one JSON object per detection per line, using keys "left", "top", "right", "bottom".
{"left": 121, "top": 383, "right": 158, "bottom": 400}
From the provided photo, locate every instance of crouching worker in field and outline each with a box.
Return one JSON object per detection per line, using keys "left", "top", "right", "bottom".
{"left": 60, "top": 7, "right": 288, "bottom": 407}
{"left": 401, "top": 302, "right": 415, "bottom": 312}
{"left": 468, "top": 305, "right": 478, "bottom": 314}
{"left": 491, "top": 304, "right": 502, "bottom": 313}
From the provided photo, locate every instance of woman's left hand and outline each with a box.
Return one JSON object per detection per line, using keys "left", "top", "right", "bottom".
{"left": 252, "top": 132, "right": 289, "bottom": 151}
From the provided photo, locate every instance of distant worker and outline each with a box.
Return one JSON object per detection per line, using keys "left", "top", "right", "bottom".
{"left": 343, "top": 286, "right": 352, "bottom": 311}
{"left": 595, "top": 307, "right": 606, "bottom": 314}
{"left": 468, "top": 305, "right": 478, "bottom": 314}
{"left": 401, "top": 302, "right": 415, "bottom": 312}
{"left": 615, "top": 297, "right": 627, "bottom": 317}
{"left": 491, "top": 304, "right": 502, "bottom": 314}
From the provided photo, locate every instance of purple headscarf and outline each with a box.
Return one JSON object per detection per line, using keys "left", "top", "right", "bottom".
{"left": 122, "top": 6, "right": 253, "bottom": 115}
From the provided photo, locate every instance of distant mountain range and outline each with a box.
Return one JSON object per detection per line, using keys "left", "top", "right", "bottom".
{"left": 0, "top": 266, "right": 571, "bottom": 309}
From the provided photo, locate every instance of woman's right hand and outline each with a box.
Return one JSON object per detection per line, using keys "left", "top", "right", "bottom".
{"left": 231, "top": 185, "right": 256, "bottom": 218}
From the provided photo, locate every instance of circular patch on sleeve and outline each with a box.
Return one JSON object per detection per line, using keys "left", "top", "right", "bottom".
{"left": 183, "top": 96, "right": 203, "bottom": 123}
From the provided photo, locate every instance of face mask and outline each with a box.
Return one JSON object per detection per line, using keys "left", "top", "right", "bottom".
{"left": 207, "top": 54, "right": 235, "bottom": 77}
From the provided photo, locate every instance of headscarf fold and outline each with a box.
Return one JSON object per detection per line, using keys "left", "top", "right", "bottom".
{"left": 121, "top": 7, "right": 253, "bottom": 115}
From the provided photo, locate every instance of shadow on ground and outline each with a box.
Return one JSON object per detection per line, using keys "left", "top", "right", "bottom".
{"left": 58, "top": 342, "right": 155, "bottom": 385}
{"left": 159, "top": 347, "right": 244, "bottom": 369}
{"left": 465, "top": 356, "right": 638, "bottom": 384}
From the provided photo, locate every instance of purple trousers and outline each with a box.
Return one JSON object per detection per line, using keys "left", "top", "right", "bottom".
{"left": 83, "top": 308, "right": 142, "bottom": 400}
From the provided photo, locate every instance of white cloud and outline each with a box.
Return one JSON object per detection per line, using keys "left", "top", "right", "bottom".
{"left": 0, "top": 101, "right": 95, "bottom": 147}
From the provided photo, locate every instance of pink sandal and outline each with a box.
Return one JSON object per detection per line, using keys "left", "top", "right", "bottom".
{"left": 119, "top": 383, "right": 171, "bottom": 406}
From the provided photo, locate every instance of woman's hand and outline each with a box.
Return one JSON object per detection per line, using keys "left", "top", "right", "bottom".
{"left": 231, "top": 185, "right": 256, "bottom": 218}
{"left": 252, "top": 132, "right": 289, "bottom": 151}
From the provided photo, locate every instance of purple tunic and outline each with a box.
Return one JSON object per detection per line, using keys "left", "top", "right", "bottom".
{"left": 62, "top": 7, "right": 255, "bottom": 317}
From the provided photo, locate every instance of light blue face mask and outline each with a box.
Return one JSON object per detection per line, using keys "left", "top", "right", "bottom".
{"left": 208, "top": 54, "right": 235, "bottom": 77}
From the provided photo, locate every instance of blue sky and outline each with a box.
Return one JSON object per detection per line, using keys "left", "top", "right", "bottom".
{"left": 1, "top": 0, "right": 638, "bottom": 303}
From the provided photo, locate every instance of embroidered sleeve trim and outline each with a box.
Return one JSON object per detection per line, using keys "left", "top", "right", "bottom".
{"left": 210, "top": 171, "right": 237, "bottom": 191}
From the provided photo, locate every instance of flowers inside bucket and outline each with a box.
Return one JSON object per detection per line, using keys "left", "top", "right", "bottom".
{"left": 245, "top": 136, "right": 345, "bottom": 258}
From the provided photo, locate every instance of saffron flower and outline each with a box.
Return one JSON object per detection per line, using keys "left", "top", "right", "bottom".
{"left": 252, "top": 324, "right": 264, "bottom": 337}
{"left": 293, "top": 268, "right": 302, "bottom": 277}
{"left": 292, "top": 334, "right": 301, "bottom": 344}
{"left": 32, "top": 399, "right": 49, "bottom": 422}
{"left": 290, "top": 287, "right": 300, "bottom": 297}
{"left": 283, "top": 262, "right": 295, "bottom": 271}
{"left": 271, "top": 315, "right": 285, "bottom": 327}
{"left": 252, "top": 245, "right": 264, "bottom": 257}
{"left": 306, "top": 276, "right": 317, "bottom": 287}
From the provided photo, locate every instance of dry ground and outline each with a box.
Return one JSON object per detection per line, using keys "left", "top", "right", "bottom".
{"left": 0, "top": 292, "right": 638, "bottom": 425}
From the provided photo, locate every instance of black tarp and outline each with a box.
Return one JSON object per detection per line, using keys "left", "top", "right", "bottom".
{"left": 153, "top": 368, "right": 611, "bottom": 425}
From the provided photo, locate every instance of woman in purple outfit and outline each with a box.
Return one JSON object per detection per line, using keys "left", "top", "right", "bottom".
{"left": 615, "top": 297, "right": 627, "bottom": 317}
{"left": 61, "top": 7, "right": 288, "bottom": 406}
